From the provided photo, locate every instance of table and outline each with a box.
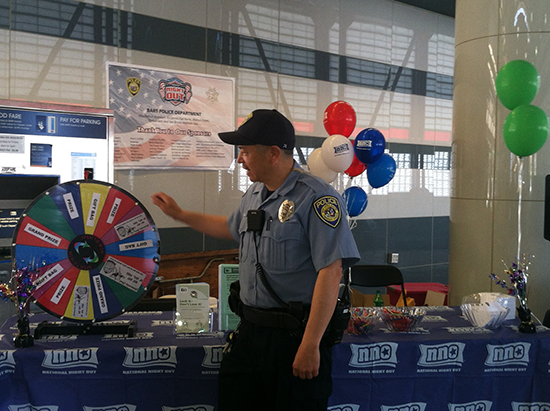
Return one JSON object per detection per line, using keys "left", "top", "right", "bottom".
{"left": 1, "top": 307, "right": 550, "bottom": 410}
{"left": 0, "top": 310, "right": 226, "bottom": 409}
{"left": 387, "top": 282, "right": 449, "bottom": 306}
{"left": 330, "top": 306, "right": 550, "bottom": 410}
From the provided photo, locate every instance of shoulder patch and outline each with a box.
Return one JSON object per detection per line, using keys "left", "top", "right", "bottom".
{"left": 313, "top": 196, "right": 341, "bottom": 228}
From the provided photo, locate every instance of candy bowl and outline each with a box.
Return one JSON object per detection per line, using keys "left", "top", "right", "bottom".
{"left": 378, "top": 306, "right": 426, "bottom": 332}
{"left": 462, "top": 293, "right": 516, "bottom": 320}
{"left": 346, "top": 307, "right": 378, "bottom": 335}
{"left": 460, "top": 301, "right": 510, "bottom": 329}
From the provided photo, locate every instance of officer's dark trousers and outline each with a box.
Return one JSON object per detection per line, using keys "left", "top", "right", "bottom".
{"left": 218, "top": 319, "right": 333, "bottom": 411}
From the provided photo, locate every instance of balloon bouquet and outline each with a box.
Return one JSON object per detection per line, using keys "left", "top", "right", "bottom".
{"left": 308, "top": 101, "right": 397, "bottom": 227}
{"left": 496, "top": 59, "right": 548, "bottom": 157}
{"left": 490, "top": 59, "right": 549, "bottom": 333}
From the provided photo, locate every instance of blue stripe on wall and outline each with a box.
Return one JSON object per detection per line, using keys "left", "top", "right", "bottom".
{"left": 3, "top": 0, "right": 452, "bottom": 100}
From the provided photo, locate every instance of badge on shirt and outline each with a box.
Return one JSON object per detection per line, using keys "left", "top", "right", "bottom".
{"left": 278, "top": 200, "right": 295, "bottom": 222}
{"left": 313, "top": 196, "right": 341, "bottom": 228}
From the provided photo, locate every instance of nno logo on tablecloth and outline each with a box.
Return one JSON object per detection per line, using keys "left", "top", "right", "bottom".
{"left": 418, "top": 342, "right": 465, "bottom": 367}
{"left": 83, "top": 405, "right": 136, "bottom": 411}
{"left": 485, "top": 342, "right": 530, "bottom": 367}
{"left": 449, "top": 400, "right": 492, "bottom": 411}
{"left": 512, "top": 402, "right": 550, "bottom": 411}
{"left": 349, "top": 342, "right": 398, "bottom": 368}
{"left": 202, "top": 345, "right": 223, "bottom": 368}
{"left": 8, "top": 404, "right": 58, "bottom": 411}
{"left": 0, "top": 350, "right": 16, "bottom": 370}
{"left": 42, "top": 348, "right": 99, "bottom": 369}
{"left": 123, "top": 346, "right": 177, "bottom": 368}
{"left": 328, "top": 404, "right": 359, "bottom": 411}
{"left": 381, "top": 402, "right": 426, "bottom": 411}
{"left": 161, "top": 406, "right": 214, "bottom": 411}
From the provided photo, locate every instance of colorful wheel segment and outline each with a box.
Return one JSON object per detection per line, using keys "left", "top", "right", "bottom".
{"left": 12, "top": 180, "right": 161, "bottom": 323}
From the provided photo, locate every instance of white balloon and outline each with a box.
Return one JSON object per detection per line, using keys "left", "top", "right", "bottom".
{"left": 308, "top": 148, "right": 337, "bottom": 183}
{"left": 321, "top": 134, "right": 354, "bottom": 172}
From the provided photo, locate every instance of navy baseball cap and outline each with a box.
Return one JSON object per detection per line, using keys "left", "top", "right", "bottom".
{"left": 219, "top": 109, "right": 295, "bottom": 150}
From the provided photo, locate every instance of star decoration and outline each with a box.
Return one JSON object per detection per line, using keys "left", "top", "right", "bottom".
{"left": 206, "top": 87, "right": 219, "bottom": 103}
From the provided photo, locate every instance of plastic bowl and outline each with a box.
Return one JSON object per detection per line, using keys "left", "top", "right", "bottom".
{"left": 378, "top": 306, "right": 426, "bottom": 332}
{"left": 460, "top": 301, "right": 509, "bottom": 329}
{"left": 346, "top": 307, "right": 377, "bottom": 335}
{"left": 462, "top": 292, "right": 516, "bottom": 320}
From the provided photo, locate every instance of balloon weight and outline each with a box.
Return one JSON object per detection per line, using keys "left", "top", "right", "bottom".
{"left": 323, "top": 101, "right": 357, "bottom": 137}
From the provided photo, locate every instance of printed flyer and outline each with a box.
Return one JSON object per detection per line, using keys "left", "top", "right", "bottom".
{"left": 107, "top": 62, "right": 235, "bottom": 170}
{"left": 175, "top": 283, "right": 210, "bottom": 333}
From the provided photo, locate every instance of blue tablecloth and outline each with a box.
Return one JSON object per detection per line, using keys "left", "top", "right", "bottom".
{"left": 330, "top": 306, "right": 550, "bottom": 411}
{"left": 1, "top": 306, "right": 550, "bottom": 410}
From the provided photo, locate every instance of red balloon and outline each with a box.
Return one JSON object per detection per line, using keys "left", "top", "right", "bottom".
{"left": 345, "top": 151, "right": 367, "bottom": 177}
{"left": 323, "top": 101, "right": 356, "bottom": 137}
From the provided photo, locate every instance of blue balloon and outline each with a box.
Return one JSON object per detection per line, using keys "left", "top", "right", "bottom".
{"left": 367, "top": 154, "right": 396, "bottom": 188}
{"left": 343, "top": 186, "right": 368, "bottom": 217}
{"left": 354, "top": 128, "right": 386, "bottom": 164}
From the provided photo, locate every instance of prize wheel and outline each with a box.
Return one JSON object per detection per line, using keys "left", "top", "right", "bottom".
{"left": 12, "top": 180, "right": 161, "bottom": 323}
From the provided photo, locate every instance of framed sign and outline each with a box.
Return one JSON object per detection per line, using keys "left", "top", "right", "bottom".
{"left": 107, "top": 62, "right": 235, "bottom": 170}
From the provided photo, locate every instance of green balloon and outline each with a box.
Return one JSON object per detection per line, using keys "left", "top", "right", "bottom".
{"left": 496, "top": 60, "right": 540, "bottom": 110}
{"left": 502, "top": 104, "right": 549, "bottom": 157}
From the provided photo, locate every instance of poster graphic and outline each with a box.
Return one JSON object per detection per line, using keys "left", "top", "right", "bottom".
{"left": 0, "top": 100, "right": 112, "bottom": 183}
{"left": 107, "top": 62, "right": 235, "bottom": 170}
{"left": 30, "top": 143, "right": 53, "bottom": 167}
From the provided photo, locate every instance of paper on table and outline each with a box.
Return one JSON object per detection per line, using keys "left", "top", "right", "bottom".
{"left": 478, "top": 292, "right": 516, "bottom": 320}
{"left": 463, "top": 301, "right": 508, "bottom": 328}
{"left": 175, "top": 283, "right": 210, "bottom": 333}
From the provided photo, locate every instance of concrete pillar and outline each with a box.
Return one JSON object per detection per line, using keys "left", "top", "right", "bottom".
{"left": 450, "top": 0, "right": 550, "bottom": 319}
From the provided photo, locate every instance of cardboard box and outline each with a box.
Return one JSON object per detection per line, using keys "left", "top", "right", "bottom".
{"left": 424, "top": 290, "right": 446, "bottom": 306}
{"left": 350, "top": 288, "right": 390, "bottom": 307}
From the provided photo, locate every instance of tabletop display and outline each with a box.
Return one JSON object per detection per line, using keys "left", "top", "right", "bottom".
{"left": 1, "top": 306, "right": 550, "bottom": 410}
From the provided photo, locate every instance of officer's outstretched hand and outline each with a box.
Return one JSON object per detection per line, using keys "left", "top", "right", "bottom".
{"left": 151, "top": 192, "right": 182, "bottom": 220}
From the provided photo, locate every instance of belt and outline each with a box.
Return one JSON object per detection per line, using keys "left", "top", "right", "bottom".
{"left": 242, "top": 305, "right": 306, "bottom": 330}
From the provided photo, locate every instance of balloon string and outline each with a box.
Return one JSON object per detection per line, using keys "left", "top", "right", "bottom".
{"left": 517, "top": 158, "right": 523, "bottom": 259}
{"left": 345, "top": 176, "right": 353, "bottom": 190}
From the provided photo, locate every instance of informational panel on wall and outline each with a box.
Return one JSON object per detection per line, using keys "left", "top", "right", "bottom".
{"left": 107, "top": 62, "right": 235, "bottom": 170}
{"left": 0, "top": 99, "right": 114, "bottom": 184}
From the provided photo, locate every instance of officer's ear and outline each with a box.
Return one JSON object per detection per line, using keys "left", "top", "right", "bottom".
{"left": 268, "top": 145, "right": 281, "bottom": 162}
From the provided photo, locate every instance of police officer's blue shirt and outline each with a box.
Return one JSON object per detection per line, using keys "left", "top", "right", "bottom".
{"left": 227, "top": 161, "right": 360, "bottom": 309}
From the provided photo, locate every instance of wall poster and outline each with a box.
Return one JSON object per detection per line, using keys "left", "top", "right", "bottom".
{"left": 107, "top": 62, "right": 235, "bottom": 170}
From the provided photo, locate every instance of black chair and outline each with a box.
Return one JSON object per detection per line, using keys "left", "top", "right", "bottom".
{"left": 543, "top": 309, "right": 550, "bottom": 328}
{"left": 348, "top": 265, "right": 407, "bottom": 306}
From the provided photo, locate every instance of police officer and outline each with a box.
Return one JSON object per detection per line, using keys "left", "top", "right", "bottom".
{"left": 152, "top": 109, "right": 360, "bottom": 411}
